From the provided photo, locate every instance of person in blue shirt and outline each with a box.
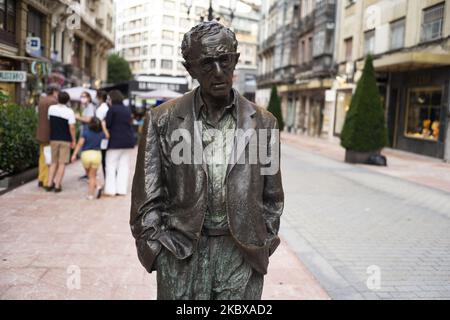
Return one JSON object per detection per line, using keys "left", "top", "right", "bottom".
{"left": 71, "top": 117, "right": 107, "bottom": 200}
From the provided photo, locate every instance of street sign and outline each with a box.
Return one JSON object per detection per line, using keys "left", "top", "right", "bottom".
{"left": 0, "top": 71, "right": 27, "bottom": 83}
{"left": 26, "top": 37, "right": 41, "bottom": 56}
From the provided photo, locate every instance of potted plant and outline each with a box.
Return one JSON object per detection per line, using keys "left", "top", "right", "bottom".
{"left": 340, "top": 55, "right": 388, "bottom": 165}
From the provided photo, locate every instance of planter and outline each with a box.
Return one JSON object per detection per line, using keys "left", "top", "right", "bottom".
{"left": 345, "top": 149, "right": 387, "bottom": 166}
{"left": 0, "top": 167, "right": 38, "bottom": 196}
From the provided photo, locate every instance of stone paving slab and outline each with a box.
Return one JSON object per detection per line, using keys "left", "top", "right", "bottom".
{"left": 0, "top": 149, "right": 329, "bottom": 300}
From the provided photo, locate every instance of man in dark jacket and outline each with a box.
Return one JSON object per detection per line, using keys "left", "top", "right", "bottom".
{"left": 36, "top": 84, "right": 60, "bottom": 188}
{"left": 130, "top": 21, "right": 284, "bottom": 300}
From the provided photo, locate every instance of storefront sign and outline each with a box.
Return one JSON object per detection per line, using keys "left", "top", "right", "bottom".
{"left": 0, "top": 71, "right": 27, "bottom": 83}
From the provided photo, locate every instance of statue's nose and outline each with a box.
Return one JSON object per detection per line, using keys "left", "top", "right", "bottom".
{"left": 212, "top": 61, "right": 225, "bottom": 76}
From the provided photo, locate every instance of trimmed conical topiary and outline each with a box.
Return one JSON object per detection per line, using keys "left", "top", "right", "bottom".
{"left": 267, "top": 85, "right": 284, "bottom": 131}
{"left": 340, "top": 55, "right": 388, "bottom": 152}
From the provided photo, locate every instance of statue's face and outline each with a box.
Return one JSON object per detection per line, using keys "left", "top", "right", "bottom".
{"left": 187, "top": 31, "right": 239, "bottom": 99}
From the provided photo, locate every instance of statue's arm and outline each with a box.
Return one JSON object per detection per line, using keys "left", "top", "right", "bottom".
{"left": 130, "top": 110, "right": 163, "bottom": 272}
{"left": 262, "top": 118, "right": 284, "bottom": 256}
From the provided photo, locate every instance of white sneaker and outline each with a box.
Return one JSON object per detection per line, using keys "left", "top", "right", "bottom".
{"left": 86, "top": 195, "right": 94, "bottom": 200}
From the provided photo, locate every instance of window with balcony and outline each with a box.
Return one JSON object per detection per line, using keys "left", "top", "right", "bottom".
{"left": 161, "top": 45, "right": 173, "bottom": 56}
{"left": 151, "top": 44, "right": 157, "bottom": 55}
{"left": 162, "top": 30, "right": 174, "bottom": 40}
{"left": 344, "top": 37, "right": 353, "bottom": 61}
{"left": 308, "top": 37, "right": 313, "bottom": 61}
{"left": 421, "top": 3, "right": 444, "bottom": 42}
{"left": 0, "top": 0, "right": 16, "bottom": 45}
{"left": 84, "top": 43, "right": 93, "bottom": 76}
{"left": 163, "top": 15, "right": 175, "bottom": 26}
{"left": 364, "top": 29, "right": 375, "bottom": 55}
{"left": 72, "top": 36, "right": 81, "bottom": 68}
{"left": 161, "top": 59, "right": 173, "bottom": 70}
{"left": 390, "top": 18, "right": 405, "bottom": 50}
{"left": 164, "top": 0, "right": 175, "bottom": 10}
{"left": 180, "top": 18, "right": 190, "bottom": 29}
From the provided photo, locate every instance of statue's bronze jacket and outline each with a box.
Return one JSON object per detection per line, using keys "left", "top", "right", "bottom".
{"left": 130, "top": 89, "right": 284, "bottom": 275}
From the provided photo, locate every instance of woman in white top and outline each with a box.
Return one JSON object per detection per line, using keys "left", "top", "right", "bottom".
{"left": 95, "top": 90, "right": 110, "bottom": 179}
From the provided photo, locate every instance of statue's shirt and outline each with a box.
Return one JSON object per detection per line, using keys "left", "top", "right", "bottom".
{"left": 195, "top": 90, "right": 237, "bottom": 231}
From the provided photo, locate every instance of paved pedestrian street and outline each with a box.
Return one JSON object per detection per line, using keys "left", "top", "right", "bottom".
{"left": 0, "top": 149, "right": 328, "bottom": 300}
{"left": 280, "top": 141, "right": 450, "bottom": 300}
{"left": 1, "top": 137, "right": 450, "bottom": 300}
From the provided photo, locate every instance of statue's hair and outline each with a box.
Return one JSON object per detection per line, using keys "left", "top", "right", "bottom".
{"left": 181, "top": 21, "right": 238, "bottom": 64}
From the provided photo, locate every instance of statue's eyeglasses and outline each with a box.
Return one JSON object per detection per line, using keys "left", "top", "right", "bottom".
{"left": 192, "top": 52, "right": 240, "bottom": 72}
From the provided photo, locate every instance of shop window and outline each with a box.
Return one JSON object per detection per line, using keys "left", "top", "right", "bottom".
{"left": 405, "top": 88, "right": 442, "bottom": 141}
{"left": 421, "top": 3, "right": 444, "bottom": 42}
{"left": 390, "top": 18, "right": 405, "bottom": 50}
{"left": 0, "top": 0, "right": 16, "bottom": 45}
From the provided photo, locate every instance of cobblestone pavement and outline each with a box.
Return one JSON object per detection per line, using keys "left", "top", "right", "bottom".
{"left": 280, "top": 143, "right": 450, "bottom": 300}
{"left": 0, "top": 149, "right": 328, "bottom": 300}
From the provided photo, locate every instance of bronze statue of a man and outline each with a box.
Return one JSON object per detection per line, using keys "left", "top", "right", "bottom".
{"left": 130, "top": 21, "right": 284, "bottom": 300}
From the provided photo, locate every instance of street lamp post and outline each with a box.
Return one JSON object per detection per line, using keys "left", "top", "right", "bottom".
{"left": 185, "top": 0, "right": 238, "bottom": 23}
{"left": 207, "top": 0, "right": 213, "bottom": 21}
{"left": 229, "top": 0, "right": 237, "bottom": 24}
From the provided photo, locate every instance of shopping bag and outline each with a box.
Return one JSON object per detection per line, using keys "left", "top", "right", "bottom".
{"left": 43, "top": 145, "right": 52, "bottom": 165}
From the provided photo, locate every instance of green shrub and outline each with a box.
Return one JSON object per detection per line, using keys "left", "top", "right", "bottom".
{"left": 267, "top": 85, "right": 285, "bottom": 131}
{"left": 340, "top": 55, "right": 388, "bottom": 152}
{"left": 0, "top": 93, "right": 39, "bottom": 174}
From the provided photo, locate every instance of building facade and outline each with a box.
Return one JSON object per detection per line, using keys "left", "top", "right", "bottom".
{"left": 115, "top": 0, "right": 260, "bottom": 99}
{"left": 332, "top": 0, "right": 450, "bottom": 160}
{"left": 257, "top": 0, "right": 336, "bottom": 137}
{"left": 0, "top": 0, "right": 115, "bottom": 106}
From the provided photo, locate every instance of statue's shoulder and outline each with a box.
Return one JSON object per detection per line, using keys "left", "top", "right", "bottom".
{"left": 242, "top": 97, "right": 277, "bottom": 128}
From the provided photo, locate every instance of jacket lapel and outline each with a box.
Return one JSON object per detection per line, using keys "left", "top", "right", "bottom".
{"left": 226, "top": 94, "right": 257, "bottom": 179}
{"left": 173, "top": 89, "right": 208, "bottom": 177}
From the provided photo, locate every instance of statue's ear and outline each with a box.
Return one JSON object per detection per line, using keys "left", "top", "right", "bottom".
{"left": 183, "top": 61, "right": 197, "bottom": 79}
{"left": 235, "top": 52, "right": 240, "bottom": 64}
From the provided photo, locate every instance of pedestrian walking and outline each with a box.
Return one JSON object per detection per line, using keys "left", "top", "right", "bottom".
{"left": 71, "top": 117, "right": 106, "bottom": 200}
{"left": 103, "top": 90, "right": 135, "bottom": 196}
{"left": 76, "top": 91, "right": 96, "bottom": 180}
{"left": 35, "top": 84, "right": 60, "bottom": 188}
{"left": 95, "top": 90, "right": 109, "bottom": 179}
{"left": 46, "top": 92, "right": 76, "bottom": 193}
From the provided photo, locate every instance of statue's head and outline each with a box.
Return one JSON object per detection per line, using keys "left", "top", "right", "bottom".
{"left": 182, "top": 21, "right": 240, "bottom": 99}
